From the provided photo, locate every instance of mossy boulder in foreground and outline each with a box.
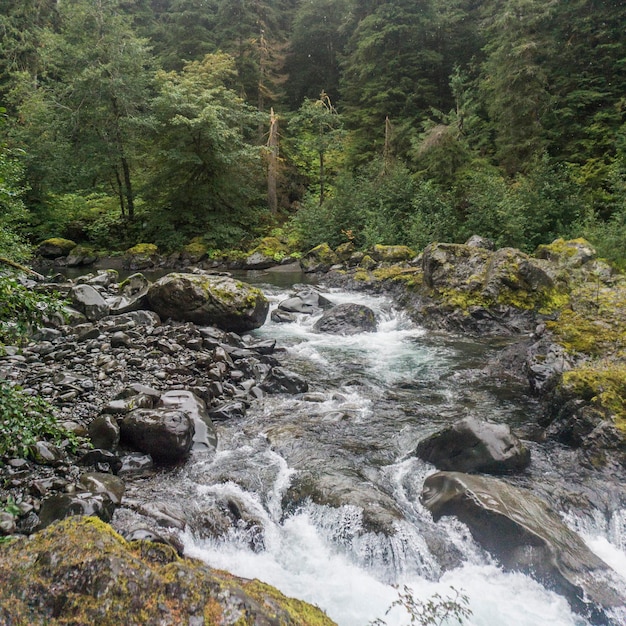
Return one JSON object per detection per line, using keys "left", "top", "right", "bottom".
{"left": 0, "top": 516, "right": 335, "bottom": 626}
{"left": 147, "top": 272, "right": 269, "bottom": 332}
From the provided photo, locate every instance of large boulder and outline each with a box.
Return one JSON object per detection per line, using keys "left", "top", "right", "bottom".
{"left": 122, "top": 243, "right": 161, "bottom": 270}
{"left": 369, "top": 244, "right": 415, "bottom": 263}
{"left": 300, "top": 243, "right": 339, "bottom": 273}
{"left": 421, "top": 472, "right": 626, "bottom": 624}
{"left": 36, "top": 238, "right": 77, "bottom": 259}
{"left": 159, "top": 389, "right": 218, "bottom": 451}
{"left": 313, "top": 303, "right": 377, "bottom": 335}
{"left": 69, "top": 284, "right": 110, "bottom": 321}
{"left": 120, "top": 408, "right": 195, "bottom": 463}
{"left": 414, "top": 416, "right": 530, "bottom": 474}
{"left": 147, "top": 272, "right": 269, "bottom": 332}
{"left": 0, "top": 516, "right": 336, "bottom": 626}
{"left": 278, "top": 288, "right": 333, "bottom": 315}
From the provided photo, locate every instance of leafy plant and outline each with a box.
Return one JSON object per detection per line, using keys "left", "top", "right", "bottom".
{"left": 0, "top": 381, "right": 83, "bottom": 459}
{"left": 0, "top": 273, "right": 65, "bottom": 346}
{"left": 371, "top": 585, "right": 472, "bottom": 626}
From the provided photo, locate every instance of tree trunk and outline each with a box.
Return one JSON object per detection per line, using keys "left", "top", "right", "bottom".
{"left": 319, "top": 150, "right": 325, "bottom": 204}
{"left": 267, "top": 108, "right": 279, "bottom": 214}
{"left": 121, "top": 155, "right": 134, "bottom": 219}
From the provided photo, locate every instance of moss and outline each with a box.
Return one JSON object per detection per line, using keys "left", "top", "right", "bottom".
{"left": 183, "top": 238, "right": 208, "bottom": 258}
{"left": 41, "top": 237, "right": 77, "bottom": 250}
{"left": 250, "top": 236, "right": 289, "bottom": 261}
{"left": 125, "top": 243, "right": 158, "bottom": 256}
{"left": 353, "top": 270, "right": 372, "bottom": 282}
{"left": 562, "top": 364, "right": 626, "bottom": 432}
{"left": 370, "top": 244, "right": 415, "bottom": 263}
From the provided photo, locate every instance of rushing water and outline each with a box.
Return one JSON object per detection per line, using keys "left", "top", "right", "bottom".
{"left": 119, "top": 275, "right": 626, "bottom": 625}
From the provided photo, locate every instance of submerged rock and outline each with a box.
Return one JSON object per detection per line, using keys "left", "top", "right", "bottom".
{"left": 147, "top": 272, "right": 269, "bottom": 332}
{"left": 414, "top": 416, "right": 530, "bottom": 474}
{"left": 313, "top": 303, "right": 377, "bottom": 335}
{"left": 421, "top": 472, "right": 626, "bottom": 625}
{"left": 0, "top": 516, "right": 336, "bottom": 626}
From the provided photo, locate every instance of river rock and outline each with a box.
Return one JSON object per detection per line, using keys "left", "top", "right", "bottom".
{"left": 421, "top": 472, "right": 626, "bottom": 624}
{"left": 414, "top": 416, "right": 530, "bottom": 474}
{"left": 369, "top": 244, "right": 415, "bottom": 263}
{"left": 208, "top": 400, "right": 247, "bottom": 421}
{"left": 261, "top": 366, "right": 309, "bottom": 394}
{"left": 69, "top": 284, "right": 110, "bottom": 321}
{"left": 278, "top": 289, "right": 333, "bottom": 315}
{"left": 159, "top": 389, "right": 218, "bottom": 450}
{"left": 313, "top": 303, "right": 377, "bottom": 335}
{"left": 300, "top": 243, "right": 339, "bottom": 273}
{"left": 79, "top": 472, "right": 125, "bottom": 505}
{"left": 120, "top": 409, "right": 195, "bottom": 462}
{"left": 0, "top": 517, "right": 336, "bottom": 626}
{"left": 88, "top": 414, "right": 120, "bottom": 450}
{"left": 147, "top": 272, "right": 269, "bottom": 332}
{"left": 38, "top": 492, "right": 117, "bottom": 528}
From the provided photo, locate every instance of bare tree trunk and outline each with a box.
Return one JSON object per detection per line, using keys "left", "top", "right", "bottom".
{"left": 319, "top": 150, "right": 325, "bottom": 204}
{"left": 267, "top": 107, "right": 279, "bottom": 214}
{"left": 0, "top": 257, "right": 44, "bottom": 280}
{"left": 383, "top": 115, "right": 393, "bottom": 170}
{"left": 121, "top": 155, "right": 134, "bottom": 219}
{"left": 114, "top": 167, "right": 126, "bottom": 217}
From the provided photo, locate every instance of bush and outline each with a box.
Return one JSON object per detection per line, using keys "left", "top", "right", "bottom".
{"left": 0, "top": 273, "right": 65, "bottom": 346}
{"left": 0, "top": 381, "right": 82, "bottom": 459}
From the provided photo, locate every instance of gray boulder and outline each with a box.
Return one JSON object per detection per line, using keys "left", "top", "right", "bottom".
{"left": 313, "top": 303, "right": 377, "bottom": 335}
{"left": 88, "top": 414, "right": 120, "bottom": 451}
{"left": 278, "top": 289, "right": 333, "bottom": 315}
{"left": 120, "top": 408, "right": 195, "bottom": 463}
{"left": 159, "top": 390, "right": 218, "bottom": 450}
{"left": 261, "top": 367, "right": 308, "bottom": 394}
{"left": 415, "top": 416, "right": 530, "bottom": 474}
{"left": 69, "top": 284, "right": 110, "bottom": 321}
{"left": 147, "top": 272, "right": 269, "bottom": 332}
{"left": 421, "top": 472, "right": 626, "bottom": 625}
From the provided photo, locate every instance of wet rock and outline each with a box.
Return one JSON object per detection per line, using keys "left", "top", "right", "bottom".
{"left": 313, "top": 303, "right": 377, "bottom": 335}
{"left": 119, "top": 272, "right": 151, "bottom": 296}
{"left": 271, "top": 308, "right": 297, "bottom": 323}
{"left": 147, "top": 272, "right": 269, "bottom": 332}
{"left": 120, "top": 409, "right": 195, "bottom": 462}
{"left": 88, "top": 415, "right": 120, "bottom": 450}
{"left": 69, "top": 284, "right": 110, "bottom": 321}
{"left": 118, "top": 452, "right": 154, "bottom": 476}
{"left": 0, "top": 517, "right": 336, "bottom": 626}
{"left": 137, "top": 502, "right": 187, "bottom": 530}
{"left": 421, "top": 472, "right": 626, "bottom": 625}
{"left": 79, "top": 472, "right": 125, "bottom": 505}
{"left": 31, "top": 442, "right": 66, "bottom": 467}
{"left": 78, "top": 449, "right": 123, "bottom": 474}
{"left": 414, "top": 416, "right": 531, "bottom": 474}
{"left": 278, "top": 289, "right": 333, "bottom": 315}
{"left": 261, "top": 367, "right": 309, "bottom": 394}
{"left": 38, "top": 492, "right": 117, "bottom": 528}
{"left": 208, "top": 401, "right": 247, "bottom": 421}
{"left": 159, "top": 389, "right": 218, "bottom": 450}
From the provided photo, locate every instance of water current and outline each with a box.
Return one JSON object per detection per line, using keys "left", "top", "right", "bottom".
{"left": 120, "top": 271, "right": 626, "bottom": 625}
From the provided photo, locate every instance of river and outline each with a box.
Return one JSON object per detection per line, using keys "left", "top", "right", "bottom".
{"left": 115, "top": 272, "right": 626, "bottom": 625}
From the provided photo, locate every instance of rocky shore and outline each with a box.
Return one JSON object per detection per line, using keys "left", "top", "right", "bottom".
{"left": 1, "top": 236, "right": 626, "bottom": 624}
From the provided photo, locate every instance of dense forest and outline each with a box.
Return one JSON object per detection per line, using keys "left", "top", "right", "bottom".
{"left": 1, "top": 0, "right": 626, "bottom": 264}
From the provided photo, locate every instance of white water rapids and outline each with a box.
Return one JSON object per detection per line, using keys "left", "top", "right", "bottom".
{"left": 162, "top": 282, "right": 626, "bottom": 625}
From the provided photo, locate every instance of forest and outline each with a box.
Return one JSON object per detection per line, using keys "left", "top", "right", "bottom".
{"left": 1, "top": 0, "right": 626, "bottom": 265}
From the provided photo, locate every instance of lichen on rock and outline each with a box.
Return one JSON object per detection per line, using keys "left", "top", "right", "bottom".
{"left": 0, "top": 516, "right": 336, "bottom": 626}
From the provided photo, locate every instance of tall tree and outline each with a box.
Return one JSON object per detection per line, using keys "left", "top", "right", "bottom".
{"left": 9, "top": 0, "right": 153, "bottom": 217}
{"left": 144, "top": 53, "right": 263, "bottom": 245}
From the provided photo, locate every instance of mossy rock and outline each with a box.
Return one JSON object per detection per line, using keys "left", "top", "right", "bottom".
{"left": 335, "top": 241, "right": 355, "bottom": 261}
{"left": 535, "top": 238, "right": 596, "bottom": 268}
{"left": 370, "top": 244, "right": 415, "bottom": 263}
{"left": 182, "top": 238, "right": 208, "bottom": 263}
{"left": 300, "top": 243, "right": 339, "bottom": 273}
{"left": 0, "top": 516, "right": 336, "bottom": 626}
{"left": 37, "top": 238, "right": 78, "bottom": 259}
{"left": 123, "top": 243, "right": 160, "bottom": 270}
{"left": 358, "top": 254, "right": 377, "bottom": 271}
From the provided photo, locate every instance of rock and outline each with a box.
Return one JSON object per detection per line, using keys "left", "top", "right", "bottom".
{"left": 69, "top": 284, "right": 110, "bottom": 321}
{"left": 243, "top": 250, "right": 276, "bottom": 270}
{"left": 88, "top": 414, "right": 120, "bottom": 450}
{"left": 123, "top": 243, "right": 161, "bottom": 270}
{"left": 535, "top": 237, "right": 597, "bottom": 268}
{"left": 78, "top": 449, "right": 123, "bottom": 474}
{"left": 465, "top": 234, "right": 496, "bottom": 250}
{"left": 261, "top": 367, "right": 309, "bottom": 394}
{"left": 119, "top": 272, "right": 151, "bottom": 296}
{"left": 278, "top": 288, "right": 333, "bottom": 314}
{"left": 31, "top": 442, "right": 66, "bottom": 466}
{"left": 208, "top": 401, "right": 247, "bottom": 422}
{"left": 38, "top": 493, "right": 117, "bottom": 528}
{"left": 107, "top": 290, "right": 150, "bottom": 315}
{"left": 120, "top": 409, "right": 195, "bottom": 463}
{"left": 313, "top": 303, "right": 377, "bottom": 335}
{"left": 271, "top": 309, "right": 297, "bottom": 323}
{"left": 147, "top": 272, "right": 269, "bottom": 332}
{"left": 118, "top": 453, "right": 154, "bottom": 476}
{"left": 159, "top": 390, "right": 218, "bottom": 450}
{"left": 36, "top": 238, "right": 77, "bottom": 259}
{"left": 421, "top": 472, "right": 626, "bottom": 624}
{"left": 369, "top": 244, "right": 415, "bottom": 263}
{"left": 414, "top": 416, "right": 530, "bottom": 474}
{"left": 0, "top": 517, "right": 336, "bottom": 626}
{"left": 300, "top": 243, "right": 339, "bottom": 273}
{"left": 422, "top": 242, "right": 491, "bottom": 291}
{"left": 79, "top": 472, "right": 125, "bottom": 505}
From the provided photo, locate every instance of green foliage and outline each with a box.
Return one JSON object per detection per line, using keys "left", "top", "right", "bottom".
{"left": 0, "top": 273, "right": 65, "bottom": 346}
{"left": 371, "top": 585, "right": 472, "bottom": 626}
{"left": 0, "top": 380, "right": 82, "bottom": 459}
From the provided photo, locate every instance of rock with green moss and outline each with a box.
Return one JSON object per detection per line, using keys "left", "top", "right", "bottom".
{"left": 37, "top": 238, "right": 77, "bottom": 259}
{"left": 535, "top": 237, "right": 597, "bottom": 268}
{"left": 182, "top": 238, "right": 208, "bottom": 264}
{"left": 147, "top": 272, "right": 269, "bottom": 332}
{"left": 300, "top": 243, "right": 339, "bottom": 273}
{"left": 66, "top": 244, "right": 98, "bottom": 267}
{"left": 0, "top": 516, "right": 337, "bottom": 626}
{"left": 123, "top": 243, "right": 161, "bottom": 271}
{"left": 370, "top": 244, "right": 415, "bottom": 263}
